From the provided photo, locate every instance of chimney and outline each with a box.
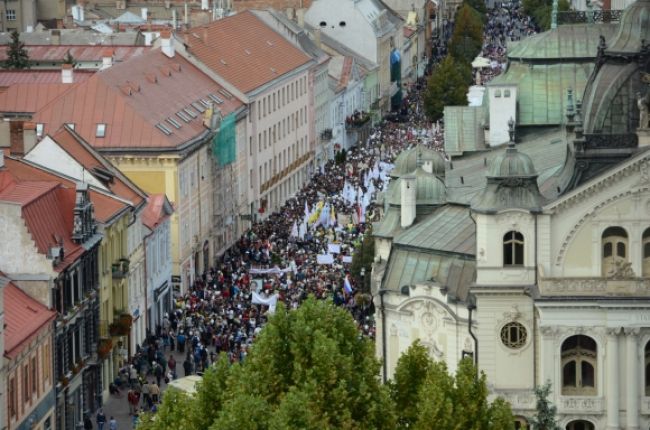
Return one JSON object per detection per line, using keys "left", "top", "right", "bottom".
{"left": 101, "top": 48, "right": 114, "bottom": 69}
{"left": 313, "top": 28, "right": 321, "bottom": 48}
{"left": 400, "top": 174, "right": 416, "bottom": 228}
{"left": 172, "top": 8, "right": 177, "bottom": 29}
{"left": 62, "top": 63, "right": 74, "bottom": 83}
{"left": 160, "top": 30, "right": 175, "bottom": 58}
{"left": 51, "top": 29, "right": 61, "bottom": 45}
{"left": 141, "top": 7, "right": 148, "bottom": 21}
{"left": 184, "top": 2, "right": 189, "bottom": 25}
{"left": 201, "top": 26, "right": 209, "bottom": 44}
{"left": 296, "top": 9, "right": 305, "bottom": 27}
{"left": 23, "top": 122, "right": 37, "bottom": 154}
{"left": 201, "top": 0, "right": 209, "bottom": 10}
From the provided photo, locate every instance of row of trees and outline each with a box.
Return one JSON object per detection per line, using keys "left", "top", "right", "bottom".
{"left": 522, "top": 0, "right": 570, "bottom": 30}
{"left": 424, "top": 1, "right": 485, "bottom": 121}
{"left": 136, "top": 296, "right": 563, "bottom": 429}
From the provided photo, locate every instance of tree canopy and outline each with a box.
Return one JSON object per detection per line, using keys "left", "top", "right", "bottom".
{"left": 4, "top": 30, "right": 29, "bottom": 69}
{"left": 424, "top": 55, "right": 471, "bottom": 121}
{"left": 449, "top": 4, "right": 484, "bottom": 65}
{"left": 139, "top": 297, "right": 395, "bottom": 430}
{"left": 529, "top": 381, "right": 561, "bottom": 430}
{"left": 391, "top": 342, "right": 515, "bottom": 430}
{"left": 522, "top": 0, "right": 570, "bottom": 30}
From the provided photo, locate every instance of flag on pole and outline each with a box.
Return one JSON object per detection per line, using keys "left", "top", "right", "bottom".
{"left": 343, "top": 275, "right": 353, "bottom": 294}
{"left": 290, "top": 221, "right": 298, "bottom": 238}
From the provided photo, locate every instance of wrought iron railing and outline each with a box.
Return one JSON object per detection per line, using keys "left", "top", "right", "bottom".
{"left": 557, "top": 9, "right": 623, "bottom": 25}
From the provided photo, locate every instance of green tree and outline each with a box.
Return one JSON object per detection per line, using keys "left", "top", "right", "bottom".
{"left": 449, "top": 4, "right": 484, "bottom": 65}
{"left": 136, "top": 388, "right": 194, "bottom": 430}
{"left": 465, "top": 0, "right": 487, "bottom": 17}
{"left": 145, "top": 297, "right": 396, "bottom": 429}
{"left": 3, "top": 30, "right": 29, "bottom": 69}
{"left": 529, "top": 381, "right": 561, "bottom": 430}
{"left": 350, "top": 231, "right": 375, "bottom": 292}
{"left": 412, "top": 358, "right": 514, "bottom": 430}
{"left": 522, "top": 0, "right": 570, "bottom": 30}
{"left": 424, "top": 55, "right": 471, "bottom": 121}
{"left": 390, "top": 341, "right": 435, "bottom": 429}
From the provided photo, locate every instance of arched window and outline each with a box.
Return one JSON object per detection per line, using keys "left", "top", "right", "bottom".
{"left": 503, "top": 231, "right": 524, "bottom": 266}
{"left": 643, "top": 228, "right": 650, "bottom": 277}
{"left": 561, "top": 335, "right": 597, "bottom": 396}
{"left": 602, "top": 226, "right": 628, "bottom": 276}
{"left": 514, "top": 416, "right": 529, "bottom": 429}
{"left": 566, "top": 420, "right": 595, "bottom": 430}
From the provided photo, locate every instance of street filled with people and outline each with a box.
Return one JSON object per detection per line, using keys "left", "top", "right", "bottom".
{"left": 99, "top": 2, "right": 540, "bottom": 426}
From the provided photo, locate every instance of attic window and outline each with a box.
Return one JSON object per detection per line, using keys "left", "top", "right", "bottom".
{"left": 67, "top": 123, "right": 75, "bottom": 130}
{"left": 266, "top": 40, "right": 273, "bottom": 46}
{"left": 200, "top": 99, "right": 212, "bottom": 108}
{"left": 96, "top": 123, "right": 106, "bottom": 137}
{"left": 36, "top": 123, "right": 44, "bottom": 137}
{"left": 208, "top": 93, "right": 223, "bottom": 104}
{"left": 339, "top": 21, "right": 346, "bottom": 27}
{"left": 504, "top": 89, "right": 511, "bottom": 98}
{"left": 184, "top": 107, "right": 198, "bottom": 118}
{"left": 191, "top": 102, "right": 206, "bottom": 113}
{"left": 218, "top": 89, "right": 233, "bottom": 100}
{"left": 319, "top": 21, "right": 327, "bottom": 27}
{"left": 155, "top": 123, "right": 173, "bottom": 135}
{"left": 166, "top": 117, "right": 182, "bottom": 129}
{"left": 220, "top": 59, "right": 227, "bottom": 66}
{"left": 177, "top": 111, "right": 191, "bottom": 122}
{"left": 495, "top": 90, "right": 502, "bottom": 98}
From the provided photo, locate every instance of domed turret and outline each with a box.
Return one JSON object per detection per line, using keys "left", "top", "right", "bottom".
{"left": 391, "top": 146, "right": 445, "bottom": 178}
{"left": 472, "top": 120, "right": 545, "bottom": 213}
{"left": 387, "top": 168, "right": 446, "bottom": 207}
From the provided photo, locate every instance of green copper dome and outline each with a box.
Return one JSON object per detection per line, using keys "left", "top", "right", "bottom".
{"left": 386, "top": 168, "right": 446, "bottom": 206}
{"left": 487, "top": 144, "right": 537, "bottom": 178}
{"left": 391, "top": 145, "right": 445, "bottom": 178}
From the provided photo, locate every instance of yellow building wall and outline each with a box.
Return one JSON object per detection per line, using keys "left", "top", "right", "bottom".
{"left": 111, "top": 155, "right": 181, "bottom": 279}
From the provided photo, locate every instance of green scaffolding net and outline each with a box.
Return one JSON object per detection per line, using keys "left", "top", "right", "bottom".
{"left": 212, "top": 113, "right": 237, "bottom": 166}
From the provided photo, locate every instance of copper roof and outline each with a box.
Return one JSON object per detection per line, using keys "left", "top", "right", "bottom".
{"left": 0, "top": 175, "right": 85, "bottom": 271}
{"left": 4, "top": 280, "right": 56, "bottom": 359}
{"left": 184, "top": 11, "right": 312, "bottom": 93}
{"left": 141, "top": 193, "right": 172, "bottom": 230}
{"left": 0, "top": 70, "right": 94, "bottom": 86}
{"left": 0, "top": 45, "right": 149, "bottom": 64}
{"left": 50, "top": 127, "right": 147, "bottom": 208}
{"left": 0, "top": 83, "right": 77, "bottom": 113}
{"left": 33, "top": 49, "right": 243, "bottom": 150}
{"left": 2, "top": 157, "right": 130, "bottom": 224}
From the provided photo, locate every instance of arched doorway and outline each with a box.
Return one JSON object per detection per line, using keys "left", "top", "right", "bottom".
{"left": 566, "top": 420, "right": 594, "bottom": 430}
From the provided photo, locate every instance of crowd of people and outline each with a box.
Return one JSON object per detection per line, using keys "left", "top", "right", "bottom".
{"left": 102, "top": 3, "right": 538, "bottom": 426}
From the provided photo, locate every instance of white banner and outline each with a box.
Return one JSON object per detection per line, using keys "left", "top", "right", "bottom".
{"left": 316, "top": 254, "right": 334, "bottom": 265}
{"left": 327, "top": 244, "right": 341, "bottom": 254}
{"left": 251, "top": 292, "right": 278, "bottom": 314}
{"left": 342, "top": 256, "right": 353, "bottom": 263}
{"left": 249, "top": 266, "right": 292, "bottom": 275}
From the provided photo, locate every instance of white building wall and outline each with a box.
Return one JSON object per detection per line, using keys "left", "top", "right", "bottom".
{"left": 146, "top": 217, "right": 172, "bottom": 332}
{"left": 487, "top": 85, "right": 517, "bottom": 146}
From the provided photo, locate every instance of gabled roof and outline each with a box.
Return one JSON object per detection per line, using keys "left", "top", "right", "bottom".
{"left": 184, "top": 11, "right": 312, "bottom": 94}
{"left": 0, "top": 45, "right": 149, "bottom": 64}
{"left": 3, "top": 279, "right": 56, "bottom": 359}
{"left": 142, "top": 193, "right": 173, "bottom": 230}
{"left": 47, "top": 127, "right": 147, "bottom": 208}
{"left": 2, "top": 157, "right": 130, "bottom": 224}
{"left": 0, "top": 70, "right": 94, "bottom": 87}
{"left": 33, "top": 49, "right": 243, "bottom": 150}
{"left": 0, "top": 83, "right": 77, "bottom": 114}
{"left": 0, "top": 175, "right": 85, "bottom": 271}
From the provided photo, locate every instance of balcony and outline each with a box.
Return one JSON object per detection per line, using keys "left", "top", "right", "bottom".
{"left": 108, "top": 312, "right": 132, "bottom": 337}
{"left": 111, "top": 258, "right": 129, "bottom": 279}
{"left": 320, "top": 129, "right": 333, "bottom": 140}
{"left": 345, "top": 112, "right": 371, "bottom": 131}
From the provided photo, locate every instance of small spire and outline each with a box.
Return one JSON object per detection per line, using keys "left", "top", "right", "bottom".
{"left": 566, "top": 88, "right": 575, "bottom": 122}
{"left": 508, "top": 117, "right": 516, "bottom": 145}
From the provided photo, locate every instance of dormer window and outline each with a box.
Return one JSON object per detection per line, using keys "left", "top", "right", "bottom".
{"left": 503, "top": 231, "right": 524, "bottom": 266}
{"left": 36, "top": 123, "right": 44, "bottom": 137}
{"left": 96, "top": 123, "right": 106, "bottom": 138}
{"left": 504, "top": 89, "right": 511, "bottom": 98}
{"left": 494, "top": 90, "right": 502, "bottom": 98}
{"left": 67, "top": 123, "right": 75, "bottom": 130}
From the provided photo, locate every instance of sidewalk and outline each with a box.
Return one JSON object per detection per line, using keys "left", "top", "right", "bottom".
{"left": 94, "top": 347, "right": 189, "bottom": 429}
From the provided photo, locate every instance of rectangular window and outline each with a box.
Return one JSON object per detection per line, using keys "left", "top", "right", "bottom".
{"left": 23, "top": 364, "right": 29, "bottom": 404}
{"left": 96, "top": 123, "right": 106, "bottom": 137}
{"left": 6, "top": 10, "right": 16, "bottom": 20}
{"left": 31, "top": 356, "right": 38, "bottom": 396}
{"left": 8, "top": 377, "right": 16, "bottom": 418}
{"left": 36, "top": 123, "right": 44, "bottom": 137}
{"left": 250, "top": 169, "right": 254, "bottom": 188}
{"left": 249, "top": 136, "right": 253, "bottom": 156}
{"left": 273, "top": 93, "right": 276, "bottom": 112}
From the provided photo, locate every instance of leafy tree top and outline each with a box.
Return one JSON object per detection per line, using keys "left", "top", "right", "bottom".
{"left": 529, "top": 381, "right": 561, "bottom": 430}
{"left": 423, "top": 55, "right": 471, "bottom": 121}
{"left": 4, "top": 30, "right": 29, "bottom": 69}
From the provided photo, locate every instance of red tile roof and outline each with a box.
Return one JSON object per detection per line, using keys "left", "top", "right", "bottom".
{"left": 0, "top": 174, "right": 84, "bottom": 271}
{"left": 4, "top": 280, "right": 56, "bottom": 359}
{"left": 0, "top": 45, "right": 149, "bottom": 64}
{"left": 33, "top": 49, "right": 243, "bottom": 150}
{"left": 1, "top": 157, "right": 130, "bottom": 224}
{"left": 184, "top": 11, "right": 312, "bottom": 93}
{"left": 50, "top": 127, "right": 147, "bottom": 208}
{"left": 0, "top": 83, "right": 77, "bottom": 113}
{"left": 0, "top": 70, "right": 94, "bottom": 87}
{"left": 141, "top": 193, "right": 171, "bottom": 230}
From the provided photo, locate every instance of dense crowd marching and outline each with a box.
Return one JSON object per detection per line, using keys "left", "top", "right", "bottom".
{"left": 101, "top": 2, "right": 540, "bottom": 426}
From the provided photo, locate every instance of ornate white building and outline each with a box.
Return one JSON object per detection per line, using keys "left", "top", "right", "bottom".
{"left": 372, "top": 1, "right": 650, "bottom": 428}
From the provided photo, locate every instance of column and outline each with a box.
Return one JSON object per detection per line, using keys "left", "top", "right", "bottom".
{"left": 625, "top": 327, "right": 640, "bottom": 430}
{"left": 607, "top": 327, "right": 621, "bottom": 430}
